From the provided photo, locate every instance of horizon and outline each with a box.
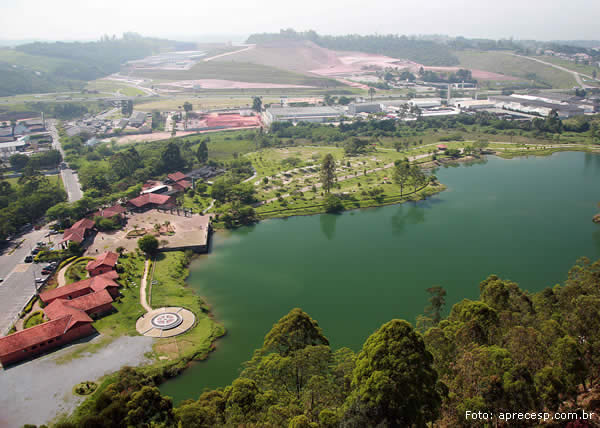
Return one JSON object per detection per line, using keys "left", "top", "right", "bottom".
{"left": 1, "top": 0, "right": 599, "bottom": 43}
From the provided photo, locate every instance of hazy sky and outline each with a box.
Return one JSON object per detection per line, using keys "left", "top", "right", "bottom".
{"left": 0, "top": 0, "right": 598, "bottom": 42}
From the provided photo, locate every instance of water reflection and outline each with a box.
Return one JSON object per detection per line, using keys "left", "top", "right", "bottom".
{"left": 320, "top": 213, "right": 339, "bottom": 240}
{"left": 391, "top": 202, "right": 426, "bottom": 236}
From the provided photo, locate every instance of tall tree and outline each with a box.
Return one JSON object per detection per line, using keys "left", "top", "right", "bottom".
{"left": 196, "top": 140, "right": 208, "bottom": 164}
{"left": 320, "top": 154, "right": 336, "bottom": 194}
{"left": 252, "top": 96, "right": 262, "bottom": 113}
{"left": 368, "top": 87, "right": 376, "bottom": 102}
{"left": 393, "top": 158, "right": 411, "bottom": 195}
{"left": 261, "top": 308, "right": 329, "bottom": 356}
{"left": 183, "top": 101, "right": 193, "bottom": 114}
{"left": 161, "top": 141, "right": 185, "bottom": 172}
{"left": 343, "top": 319, "right": 442, "bottom": 426}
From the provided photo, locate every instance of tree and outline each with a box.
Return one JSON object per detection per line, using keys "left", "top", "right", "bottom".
{"left": 252, "top": 96, "right": 262, "bottom": 113}
{"left": 393, "top": 159, "right": 410, "bottom": 195}
{"left": 368, "top": 87, "right": 376, "bottom": 102}
{"left": 138, "top": 235, "right": 158, "bottom": 255}
{"left": 324, "top": 195, "right": 344, "bottom": 213}
{"left": 125, "top": 386, "right": 174, "bottom": 427}
{"left": 9, "top": 153, "right": 29, "bottom": 171}
{"left": 161, "top": 141, "right": 185, "bottom": 172}
{"left": 196, "top": 140, "right": 208, "bottom": 164}
{"left": 343, "top": 319, "right": 442, "bottom": 426}
{"left": 262, "top": 308, "right": 329, "bottom": 356}
{"left": 183, "top": 101, "right": 193, "bottom": 114}
{"left": 320, "top": 154, "right": 336, "bottom": 194}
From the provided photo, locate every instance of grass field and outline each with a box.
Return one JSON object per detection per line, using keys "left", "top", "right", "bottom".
{"left": 0, "top": 49, "right": 77, "bottom": 73}
{"left": 134, "top": 96, "right": 281, "bottom": 112}
{"left": 85, "top": 80, "right": 146, "bottom": 97}
{"left": 148, "top": 251, "right": 225, "bottom": 363}
{"left": 455, "top": 50, "right": 577, "bottom": 89}
{"left": 2, "top": 174, "right": 63, "bottom": 189}
{"left": 129, "top": 61, "right": 342, "bottom": 88}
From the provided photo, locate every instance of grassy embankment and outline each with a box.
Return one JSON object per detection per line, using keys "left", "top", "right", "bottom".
{"left": 454, "top": 50, "right": 578, "bottom": 89}
{"left": 2, "top": 174, "right": 64, "bottom": 190}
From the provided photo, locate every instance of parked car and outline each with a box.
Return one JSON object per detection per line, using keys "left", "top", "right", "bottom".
{"left": 41, "top": 269, "right": 52, "bottom": 275}
{"left": 24, "top": 256, "right": 33, "bottom": 263}
{"left": 35, "top": 278, "right": 44, "bottom": 284}
{"left": 36, "top": 242, "right": 45, "bottom": 247}
{"left": 31, "top": 248, "right": 40, "bottom": 255}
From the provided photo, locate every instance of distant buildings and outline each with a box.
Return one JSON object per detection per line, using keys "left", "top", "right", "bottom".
{"left": 264, "top": 106, "right": 344, "bottom": 124}
{"left": 128, "top": 111, "right": 148, "bottom": 128}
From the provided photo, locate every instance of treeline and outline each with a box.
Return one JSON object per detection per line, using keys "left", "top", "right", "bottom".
{"left": 52, "top": 258, "right": 600, "bottom": 427}
{"left": 0, "top": 33, "right": 194, "bottom": 96}
{"left": 267, "top": 112, "right": 600, "bottom": 145}
{"left": 246, "top": 29, "right": 460, "bottom": 66}
{"left": 0, "top": 168, "right": 66, "bottom": 240}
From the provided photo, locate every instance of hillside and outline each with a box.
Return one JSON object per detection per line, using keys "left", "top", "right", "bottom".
{"left": 0, "top": 34, "right": 195, "bottom": 96}
{"left": 212, "top": 40, "right": 341, "bottom": 73}
{"left": 247, "top": 30, "right": 460, "bottom": 66}
{"left": 128, "top": 60, "right": 343, "bottom": 88}
{"left": 455, "top": 50, "right": 578, "bottom": 89}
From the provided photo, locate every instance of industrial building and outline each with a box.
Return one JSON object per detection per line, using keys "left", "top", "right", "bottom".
{"left": 264, "top": 106, "right": 344, "bottom": 124}
{"left": 348, "top": 102, "right": 382, "bottom": 115}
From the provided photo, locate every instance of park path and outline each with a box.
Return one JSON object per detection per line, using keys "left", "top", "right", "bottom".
{"left": 139, "top": 259, "right": 152, "bottom": 312}
{"left": 57, "top": 259, "right": 78, "bottom": 287}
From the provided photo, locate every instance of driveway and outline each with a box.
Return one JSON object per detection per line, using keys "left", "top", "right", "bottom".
{"left": 0, "top": 335, "right": 154, "bottom": 427}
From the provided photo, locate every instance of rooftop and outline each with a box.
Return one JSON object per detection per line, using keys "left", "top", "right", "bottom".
{"left": 86, "top": 252, "right": 119, "bottom": 272}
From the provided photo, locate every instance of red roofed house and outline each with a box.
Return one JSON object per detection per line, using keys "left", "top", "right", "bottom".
{"left": 127, "top": 193, "right": 175, "bottom": 212}
{"left": 93, "top": 204, "right": 127, "bottom": 220}
{"left": 0, "top": 316, "right": 95, "bottom": 366}
{"left": 0, "top": 288, "right": 117, "bottom": 366}
{"left": 86, "top": 251, "right": 119, "bottom": 276}
{"left": 142, "top": 180, "right": 162, "bottom": 191}
{"left": 172, "top": 179, "right": 192, "bottom": 192}
{"left": 60, "top": 218, "right": 95, "bottom": 248}
{"left": 167, "top": 172, "right": 187, "bottom": 183}
{"left": 436, "top": 144, "right": 448, "bottom": 151}
{"left": 39, "top": 273, "right": 120, "bottom": 305}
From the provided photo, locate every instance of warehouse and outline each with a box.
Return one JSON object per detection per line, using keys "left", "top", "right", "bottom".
{"left": 264, "top": 106, "right": 344, "bottom": 125}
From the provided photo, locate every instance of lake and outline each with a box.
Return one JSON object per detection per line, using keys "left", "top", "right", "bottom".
{"left": 160, "top": 152, "right": 600, "bottom": 403}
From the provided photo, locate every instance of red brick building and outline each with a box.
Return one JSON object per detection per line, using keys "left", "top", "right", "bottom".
{"left": 60, "top": 218, "right": 95, "bottom": 248}
{"left": 39, "top": 273, "right": 120, "bottom": 305}
{"left": 93, "top": 204, "right": 127, "bottom": 220}
{"left": 127, "top": 193, "right": 176, "bottom": 212}
{"left": 0, "top": 275, "right": 121, "bottom": 366}
{"left": 86, "top": 251, "right": 119, "bottom": 277}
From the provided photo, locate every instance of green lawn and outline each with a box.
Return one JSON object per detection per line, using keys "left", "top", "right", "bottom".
{"left": 2, "top": 174, "right": 63, "bottom": 189}
{"left": 148, "top": 251, "right": 225, "bottom": 364}
{"left": 24, "top": 310, "right": 45, "bottom": 329}
{"left": 455, "top": 50, "right": 577, "bottom": 89}
{"left": 85, "top": 80, "right": 146, "bottom": 97}
{"left": 64, "top": 257, "right": 92, "bottom": 284}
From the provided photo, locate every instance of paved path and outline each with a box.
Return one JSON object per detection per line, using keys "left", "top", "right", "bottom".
{"left": 203, "top": 44, "right": 255, "bottom": 62}
{"left": 0, "top": 335, "right": 154, "bottom": 427}
{"left": 0, "top": 228, "right": 49, "bottom": 336}
{"left": 48, "top": 120, "right": 83, "bottom": 202}
{"left": 56, "top": 259, "right": 77, "bottom": 287}
{"left": 139, "top": 259, "right": 152, "bottom": 312}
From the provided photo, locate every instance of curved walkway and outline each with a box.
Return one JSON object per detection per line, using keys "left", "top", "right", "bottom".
{"left": 57, "top": 259, "right": 78, "bottom": 287}
{"left": 135, "top": 258, "right": 195, "bottom": 338}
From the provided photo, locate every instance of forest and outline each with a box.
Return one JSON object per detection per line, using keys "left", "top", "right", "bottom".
{"left": 0, "top": 33, "right": 194, "bottom": 96}
{"left": 47, "top": 257, "right": 600, "bottom": 427}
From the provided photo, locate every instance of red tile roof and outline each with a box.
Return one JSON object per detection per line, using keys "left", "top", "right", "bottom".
{"left": 86, "top": 252, "right": 118, "bottom": 272}
{"left": 39, "top": 274, "right": 119, "bottom": 303}
{"left": 44, "top": 290, "right": 112, "bottom": 321}
{"left": 93, "top": 205, "right": 126, "bottom": 218}
{"left": 128, "top": 193, "right": 172, "bottom": 208}
{"left": 173, "top": 179, "right": 192, "bottom": 190}
{"left": 0, "top": 316, "right": 86, "bottom": 357}
{"left": 437, "top": 144, "right": 448, "bottom": 149}
{"left": 71, "top": 218, "right": 95, "bottom": 230}
{"left": 60, "top": 218, "right": 95, "bottom": 244}
{"left": 168, "top": 172, "right": 187, "bottom": 182}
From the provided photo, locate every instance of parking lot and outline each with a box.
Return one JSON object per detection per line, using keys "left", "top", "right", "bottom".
{"left": 0, "top": 227, "right": 62, "bottom": 335}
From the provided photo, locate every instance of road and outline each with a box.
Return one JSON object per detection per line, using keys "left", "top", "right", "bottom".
{"left": 0, "top": 227, "right": 52, "bottom": 335}
{"left": 508, "top": 53, "right": 598, "bottom": 89}
{"left": 47, "top": 120, "right": 83, "bottom": 202}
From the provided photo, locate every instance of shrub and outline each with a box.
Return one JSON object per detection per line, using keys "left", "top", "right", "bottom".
{"left": 324, "top": 195, "right": 344, "bottom": 213}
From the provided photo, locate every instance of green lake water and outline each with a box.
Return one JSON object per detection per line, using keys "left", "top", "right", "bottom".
{"left": 160, "top": 152, "right": 600, "bottom": 403}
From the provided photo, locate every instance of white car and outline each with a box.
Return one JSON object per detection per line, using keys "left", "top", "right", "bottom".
{"left": 35, "top": 278, "right": 44, "bottom": 284}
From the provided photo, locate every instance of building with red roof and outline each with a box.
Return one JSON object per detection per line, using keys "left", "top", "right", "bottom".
{"left": 93, "top": 204, "right": 127, "bottom": 219}
{"left": 0, "top": 316, "right": 95, "bottom": 366}
{"left": 167, "top": 172, "right": 187, "bottom": 183}
{"left": 60, "top": 218, "right": 95, "bottom": 248}
{"left": 0, "top": 288, "right": 116, "bottom": 366}
{"left": 436, "top": 144, "right": 448, "bottom": 150}
{"left": 86, "top": 251, "right": 119, "bottom": 277}
{"left": 173, "top": 179, "right": 192, "bottom": 191}
{"left": 127, "top": 193, "right": 175, "bottom": 212}
{"left": 39, "top": 273, "right": 120, "bottom": 305}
